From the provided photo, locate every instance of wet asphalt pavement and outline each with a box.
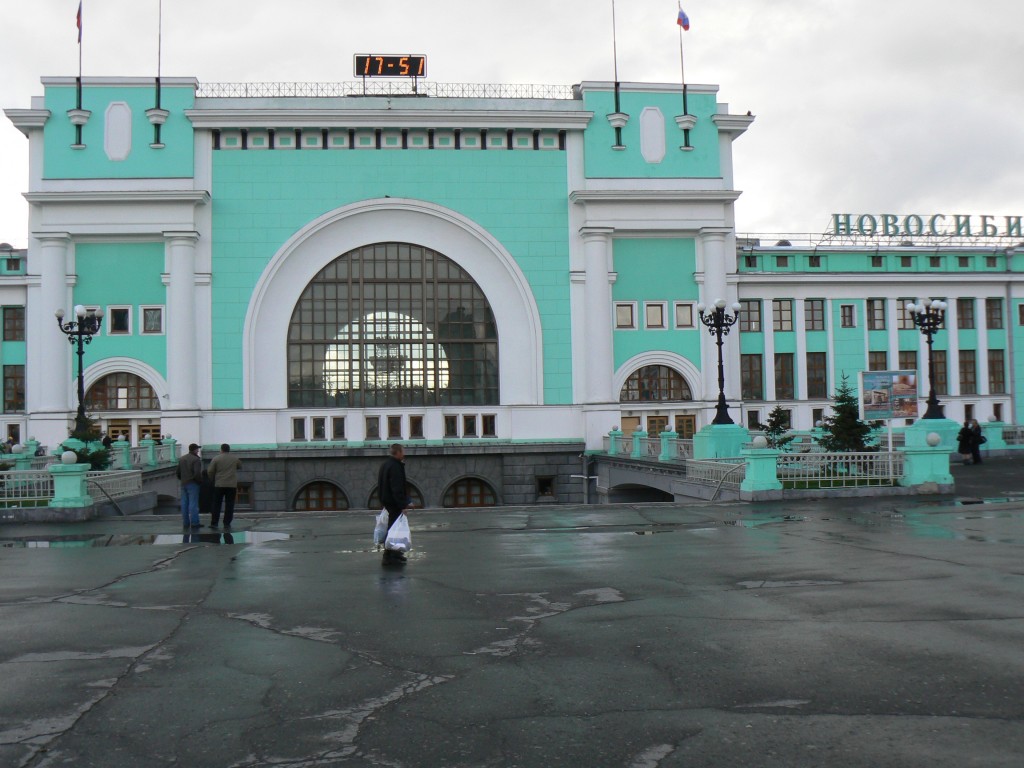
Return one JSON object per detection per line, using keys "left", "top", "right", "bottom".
{"left": 1, "top": 460, "right": 1023, "bottom": 767}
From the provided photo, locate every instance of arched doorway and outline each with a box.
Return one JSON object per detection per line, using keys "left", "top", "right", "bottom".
{"left": 618, "top": 365, "right": 696, "bottom": 438}
{"left": 293, "top": 481, "right": 350, "bottom": 512}
{"left": 85, "top": 372, "right": 162, "bottom": 444}
{"left": 287, "top": 242, "right": 499, "bottom": 408}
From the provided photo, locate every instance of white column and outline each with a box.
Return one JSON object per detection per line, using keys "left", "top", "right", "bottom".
{"left": 698, "top": 229, "right": 737, "bottom": 402}
{"left": 30, "top": 233, "right": 72, "bottom": 413}
{"left": 978, "top": 299, "right": 990, "bottom": 395}
{"left": 795, "top": 299, "right": 807, "bottom": 401}
{"left": 165, "top": 231, "right": 199, "bottom": 410}
{"left": 945, "top": 297, "right": 960, "bottom": 396}
{"left": 580, "top": 228, "right": 615, "bottom": 404}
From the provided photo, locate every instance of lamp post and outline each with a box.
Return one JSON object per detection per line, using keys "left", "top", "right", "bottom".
{"left": 905, "top": 298, "right": 947, "bottom": 419}
{"left": 56, "top": 305, "right": 104, "bottom": 436}
{"left": 697, "top": 298, "right": 742, "bottom": 425}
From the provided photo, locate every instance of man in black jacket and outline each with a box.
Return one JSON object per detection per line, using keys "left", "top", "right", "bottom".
{"left": 378, "top": 444, "right": 410, "bottom": 563}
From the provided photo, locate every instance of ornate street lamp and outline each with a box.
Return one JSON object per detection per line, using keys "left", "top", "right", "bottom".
{"left": 56, "top": 305, "right": 104, "bottom": 435}
{"left": 905, "top": 298, "right": 948, "bottom": 419}
{"left": 697, "top": 298, "right": 742, "bottom": 425}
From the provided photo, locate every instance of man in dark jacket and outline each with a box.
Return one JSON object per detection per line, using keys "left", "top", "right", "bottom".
{"left": 378, "top": 444, "right": 410, "bottom": 563}
{"left": 177, "top": 443, "right": 203, "bottom": 530}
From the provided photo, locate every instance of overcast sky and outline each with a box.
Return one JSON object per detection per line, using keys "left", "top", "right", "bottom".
{"left": 2, "top": 0, "right": 1023, "bottom": 247}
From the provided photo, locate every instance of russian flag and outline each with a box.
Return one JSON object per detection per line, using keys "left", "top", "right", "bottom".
{"left": 677, "top": 8, "right": 690, "bottom": 30}
{"left": 76, "top": 1, "right": 82, "bottom": 43}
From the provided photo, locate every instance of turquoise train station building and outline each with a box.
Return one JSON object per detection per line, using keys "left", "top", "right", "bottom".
{"left": 4, "top": 74, "right": 1024, "bottom": 509}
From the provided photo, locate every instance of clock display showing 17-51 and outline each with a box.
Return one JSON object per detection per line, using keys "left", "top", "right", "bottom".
{"left": 354, "top": 55, "right": 427, "bottom": 78}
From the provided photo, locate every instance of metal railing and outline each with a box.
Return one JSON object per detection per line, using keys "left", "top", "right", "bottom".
{"left": 776, "top": 452, "right": 905, "bottom": 488}
{"left": 675, "top": 439, "right": 694, "bottom": 460}
{"left": 28, "top": 455, "right": 57, "bottom": 470}
{"left": 87, "top": 471, "right": 143, "bottom": 500}
{"left": 601, "top": 436, "right": 634, "bottom": 458}
{"left": 155, "top": 444, "right": 179, "bottom": 464}
{"left": 685, "top": 458, "right": 746, "bottom": 489}
{"left": 1003, "top": 426, "right": 1024, "bottom": 446}
{"left": 197, "top": 81, "right": 578, "bottom": 100}
{"left": 0, "top": 470, "right": 54, "bottom": 507}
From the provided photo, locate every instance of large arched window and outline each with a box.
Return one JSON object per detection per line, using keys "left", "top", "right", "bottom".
{"left": 368, "top": 483, "right": 426, "bottom": 511}
{"left": 619, "top": 365, "right": 693, "bottom": 402}
{"left": 442, "top": 477, "right": 498, "bottom": 508}
{"left": 288, "top": 243, "right": 499, "bottom": 407}
{"left": 86, "top": 373, "right": 160, "bottom": 410}
{"left": 293, "top": 481, "right": 350, "bottom": 511}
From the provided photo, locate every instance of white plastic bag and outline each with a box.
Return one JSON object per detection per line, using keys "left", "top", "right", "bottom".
{"left": 372, "top": 509, "right": 389, "bottom": 546}
{"left": 384, "top": 513, "right": 412, "bottom": 553}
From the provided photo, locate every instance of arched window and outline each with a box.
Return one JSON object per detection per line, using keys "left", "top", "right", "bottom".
{"left": 619, "top": 365, "right": 693, "bottom": 402}
{"left": 86, "top": 373, "right": 160, "bottom": 410}
{"left": 368, "top": 483, "right": 425, "bottom": 510}
{"left": 293, "top": 481, "right": 350, "bottom": 511}
{"left": 288, "top": 242, "right": 499, "bottom": 408}
{"left": 442, "top": 477, "right": 497, "bottom": 508}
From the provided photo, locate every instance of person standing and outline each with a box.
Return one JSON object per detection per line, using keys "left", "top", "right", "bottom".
{"left": 177, "top": 443, "right": 203, "bottom": 529}
{"left": 969, "top": 420, "right": 985, "bottom": 466}
{"left": 377, "top": 444, "right": 411, "bottom": 564}
{"left": 208, "top": 443, "right": 243, "bottom": 529}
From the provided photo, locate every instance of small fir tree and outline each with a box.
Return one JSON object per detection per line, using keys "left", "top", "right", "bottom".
{"left": 817, "top": 374, "right": 876, "bottom": 452}
{"left": 758, "top": 405, "right": 795, "bottom": 451}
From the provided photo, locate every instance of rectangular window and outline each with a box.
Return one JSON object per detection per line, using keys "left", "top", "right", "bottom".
{"left": 812, "top": 408, "right": 825, "bottom": 427}
{"left": 1019, "top": 304, "right": 1024, "bottom": 326}
{"left": 331, "top": 417, "right": 346, "bottom": 440}
{"left": 986, "top": 298, "right": 1004, "bottom": 329}
{"left": 673, "top": 302, "right": 695, "bottom": 329}
{"left": 774, "top": 353, "right": 795, "bottom": 400}
{"left": 674, "top": 415, "right": 696, "bottom": 439}
{"left": 808, "top": 254, "right": 821, "bottom": 268}
{"left": 444, "top": 414, "right": 459, "bottom": 438}
{"left": 746, "top": 410, "right": 761, "bottom": 430}
{"left": 956, "top": 298, "right": 975, "bottom": 329}
{"left": 866, "top": 299, "right": 886, "bottom": 330}
{"left": 958, "top": 256, "right": 970, "bottom": 268}
{"left": 644, "top": 302, "right": 667, "bottom": 330}
{"left": 776, "top": 255, "right": 789, "bottom": 268}
{"left": 806, "top": 352, "right": 828, "bottom": 399}
{"left": 804, "top": 299, "right": 825, "bottom": 331}
{"left": 988, "top": 349, "right": 1006, "bottom": 394}
{"left": 387, "top": 415, "right": 403, "bottom": 440}
{"left": 772, "top": 299, "right": 793, "bottom": 331}
{"left": 840, "top": 304, "right": 856, "bottom": 328}
{"left": 959, "top": 350, "right": 977, "bottom": 394}
{"left": 900, "top": 255, "right": 913, "bottom": 268}
{"left": 409, "top": 415, "right": 424, "bottom": 439}
{"left": 987, "top": 255, "right": 998, "bottom": 268}
{"left": 463, "top": 414, "right": 477, "bottom": 437}
{"left": 647, "top": 415, "right": 669, "bottom": 437}
{"left": 899, "top": 350, "right": 918, "bottom": 372}
{"left": 365, "top": 416, "right": 380, "bottom": 441}
{"left": 740, "top": 354, "right": 763, "bottom": 400}
{"left": 482, "top": 414, "right": 496, "bottom": 437}
{"left": 868, "top": 351, "right": 888, "bottom": 371}
{"left": 2, "top": 307, "right": 25, "bottom": 341}
{"left": 965, "top": 403, "right": 975, "bottom": 422}
{"left": 930, "top": 255, "right": 942, "bottom": 269}
{"left": 994, "top": 402, "right": 1004, "bottom": 421}
{"left": 739, "top": 300, "right": 762, "bottom": 332}
{"left": 107, "top": 306, "right": 131, "bottom": 335}
{"left": 933, "top": 350, "right": 948, "bottom": 395}
{"left": 871, "top": 255, "right": 883, "bottom": 268}
{"left": 236, "top": 483, "right": 253, "bottom": 509}
{"left": 3, "top": 365, "right": 24, "bottom": 413}
{"left": 744, "top": 252, "right": 757, "bottom": 268}
{"left": 140, "top": 306, "right": 164, "bottom": 335}
{"left": 291, "top": 417, "right": 306, "bottom": 441}
{"left": 897, "top": 298, "right": 916, "bottom": 330}
{"left": 614, "top": 302, "right": 636, "bottom": 330}
{"left": 312, "top": 417, "right": 326, "bottom": 440}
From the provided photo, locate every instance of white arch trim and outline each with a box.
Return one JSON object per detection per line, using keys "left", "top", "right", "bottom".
{"left": 613, "top": 352, "right": 704, "bottom": 402}
{"left": 243, "top": 198, "right": 544, "bottom": 408}
{"left": 82, "top": 358, "right": 169, "bottom": 405}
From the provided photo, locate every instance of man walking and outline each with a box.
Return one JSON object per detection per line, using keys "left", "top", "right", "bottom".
{"left": 378, "top": 444, "right": 411, "bottom": 564}
{"left": 177, "top": 443, "right": 202, "bottom": 530}
{"left": 208, "top": 443, "right": 243, "bottom": 529}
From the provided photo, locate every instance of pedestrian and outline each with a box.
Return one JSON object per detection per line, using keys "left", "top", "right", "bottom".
{"left": 377, "top": 443, "right": 412, "bottom": 564}
{"left": 198, "top": 468, "right": 214, "bottom": 520}
{"left": 101, "top": 434, "right": 113, "bottom": 450}
{"left": 208, "top": 443, "right": 243, "bottom": 529}
{"left": 177, "top": 443, "right": 203, "bottom": 529}
{"left": 969, "top": 420, "right": 985, "bottom": 466}
{"left": 956, "top": 421, "right": 975, "bottom": 465}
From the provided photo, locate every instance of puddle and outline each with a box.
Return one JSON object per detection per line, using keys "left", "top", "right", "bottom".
{"left": 0, "top": 531, "right": 291, "bottom": 549}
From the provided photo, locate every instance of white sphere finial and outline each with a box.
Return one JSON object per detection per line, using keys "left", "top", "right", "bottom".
{"left": 60, "top": 450, "right": 78, "bottom": 465}
{"left": 925, "top": 432, "right": 942, "bottom": 447}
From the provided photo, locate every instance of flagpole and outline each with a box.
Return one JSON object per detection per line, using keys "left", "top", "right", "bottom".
{"left": 156, "top": 0, "right": 162, "bottom": 109}
{"left": 76, "top": 1, "right": 83, "bottom": 111}
{"left": 678, "top": 2, "right": 692, "bottom": 150}
{"left": 610, "top": 0, "right": 625, "bottom": 149}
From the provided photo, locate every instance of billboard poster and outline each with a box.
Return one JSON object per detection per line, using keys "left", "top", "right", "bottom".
{"left": 859, "top": 370, "right": 919, "bottom": 421}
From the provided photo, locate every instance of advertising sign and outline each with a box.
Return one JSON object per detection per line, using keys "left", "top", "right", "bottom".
{"left": 859, "top": 370, "right": 918, "bottom": 421}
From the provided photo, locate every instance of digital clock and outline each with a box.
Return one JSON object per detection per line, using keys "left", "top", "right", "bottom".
{"left": 354, "top": 54, "right": 427, "bottom": 78}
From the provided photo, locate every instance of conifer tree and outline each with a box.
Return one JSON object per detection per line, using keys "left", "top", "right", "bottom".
{"left": 817, "top": 374, "right": 876, "bottom": 452}
{"left": 758, "top": 405, "right": 795, "bottom": 451}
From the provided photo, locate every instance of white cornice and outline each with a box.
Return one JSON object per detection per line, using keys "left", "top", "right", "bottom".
{"left": 577, "top": 81, "right": 719, "bottom": 96}
{"left": 737, "top": 272, "right": 1024, "bottom": 286}
{"left": 24, "top": 190, "right": 210, "bottom": 206}
{"left": 711, "top": 113, "right": 755, "bottom": 136}
{"left": 41, "top": 76, "right": 198, "bottom": 88}
{"left": 570, "top": 189, "right": 742, "bottom": 205}
{"left": 4, "top": 109, "right": 50, "bottom": 136}
{"left": 185, "top": 108, "right": 592, "bottom": 130}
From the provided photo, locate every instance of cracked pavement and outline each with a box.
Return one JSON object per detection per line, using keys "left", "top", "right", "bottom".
{"left": 1, "top": 472, "right": 1024, "bottom": 767}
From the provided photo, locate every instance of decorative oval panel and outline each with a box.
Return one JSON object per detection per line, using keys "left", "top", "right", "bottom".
{"left": 104, "top": 102, "right": 133, "bottom": 162}
{"left": 639, "top": 107, "right": 666, "bottom": 164}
